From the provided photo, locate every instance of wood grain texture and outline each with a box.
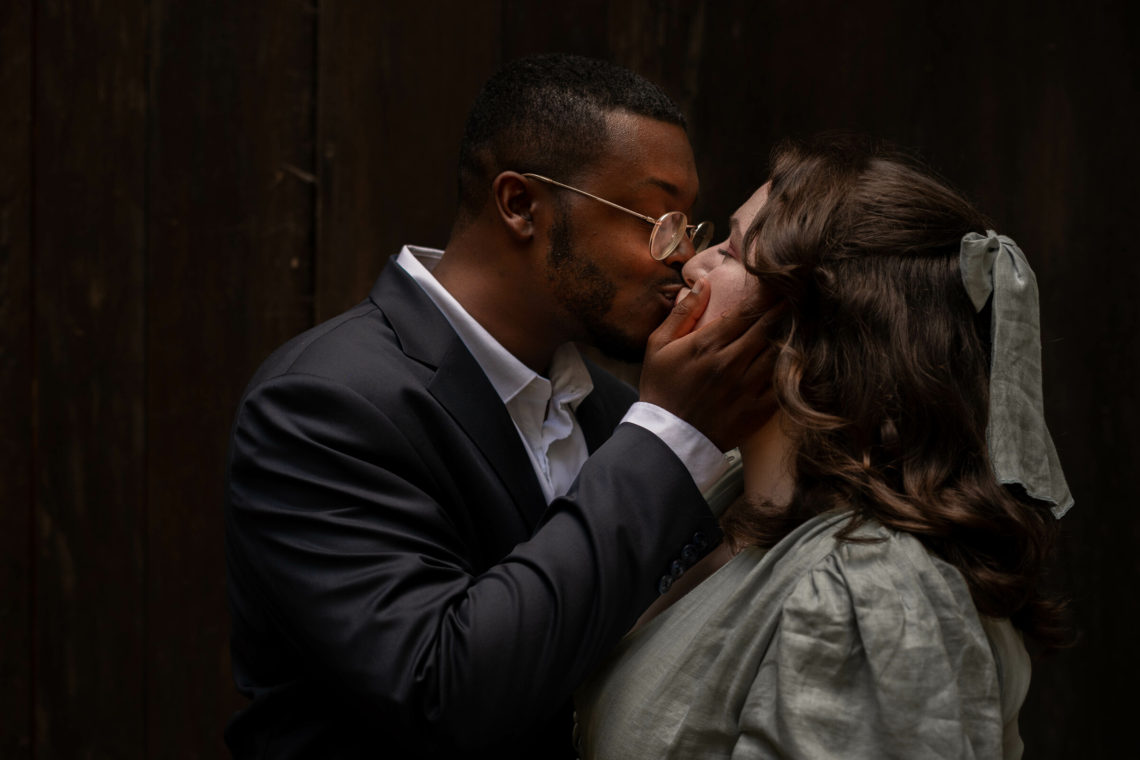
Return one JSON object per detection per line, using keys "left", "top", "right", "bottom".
{"left": 144, "top": 1, "right": 318, "bottom": 754}
{"left": 315, "top": 0, "right": 502, "bottom": 321}
{"left": 32, "top": 0, "right": 148, "bottom": 755}
{"left": 997, "top": 4, "right": 1139, "bottom": 756}
{"left": 0, "top": 0, "right": 33, "bottom": 756}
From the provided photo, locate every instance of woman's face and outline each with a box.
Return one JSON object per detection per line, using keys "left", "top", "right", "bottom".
{"left": 678, "top": 183, "right": 769, "bottom": 329}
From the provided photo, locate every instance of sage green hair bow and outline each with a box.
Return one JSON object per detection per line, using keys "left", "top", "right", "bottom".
{"left": 960, "top": 231, "right": 1073, "bottom": 517}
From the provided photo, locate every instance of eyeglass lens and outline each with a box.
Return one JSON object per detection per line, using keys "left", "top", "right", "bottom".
{"left": 651, "top": 214, "right": 715, "bottom": 260}
{"left": 650, "top": 213, "right": 687, "bottom": 260}
{"left": 691, "top": 222, "right": 713, "bottom": 254}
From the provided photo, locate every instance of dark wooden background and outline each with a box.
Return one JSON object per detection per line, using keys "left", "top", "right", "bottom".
{"left": 3, "top": 0, "right": 1136, "bottom": 756}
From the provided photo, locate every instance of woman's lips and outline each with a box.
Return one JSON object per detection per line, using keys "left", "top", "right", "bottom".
{"left": 675, "top": 286, "right": 691, "bottom": 306}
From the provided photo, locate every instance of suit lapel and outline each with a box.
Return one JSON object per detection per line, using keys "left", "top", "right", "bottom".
{"left": 427, "top": 342, "right": 549, "bottom": 526}
{"left": 575, "top": 391, "right": 613, "bottom": 455}
{"left": 372, "top": 263, "right": 548, "bottom": 529}
{"left": 576, "top": 359, "right": 637, "bottom": 454}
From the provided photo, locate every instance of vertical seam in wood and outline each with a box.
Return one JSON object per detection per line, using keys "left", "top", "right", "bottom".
{"left": 499, "top": 0, "right": 508, "bottom": 70}
{"left": 141, "top": 0, "right": 152, "bottom": 755}
{"left": 311, "top": 0, "right": 321, "bottom": 328}
{"left": 28, "top": 2, "right": 39, "bottom": 755}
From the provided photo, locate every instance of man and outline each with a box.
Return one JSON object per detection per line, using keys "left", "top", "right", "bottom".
{"left": 224, "top": 54, "right": 775, "bottom": 758}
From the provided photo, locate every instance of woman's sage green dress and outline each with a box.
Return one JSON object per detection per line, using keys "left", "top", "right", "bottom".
{"left": 574, "top": 510, "right": 1030, "bottom": 759}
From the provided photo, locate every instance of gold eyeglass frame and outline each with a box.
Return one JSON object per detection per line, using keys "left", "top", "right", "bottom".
{"left": 522, "top": 172, "right": 713, "bottom": 261}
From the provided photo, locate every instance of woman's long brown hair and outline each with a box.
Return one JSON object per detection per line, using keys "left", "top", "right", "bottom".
{"left": 722, "top": 135, "right": 1067, "bottom": 646}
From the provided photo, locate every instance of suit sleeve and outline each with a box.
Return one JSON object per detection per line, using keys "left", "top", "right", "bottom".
{"left": 225, "top": 371, "right": 717, "bottom": 752}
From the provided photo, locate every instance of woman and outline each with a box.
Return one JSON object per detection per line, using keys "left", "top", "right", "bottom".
{"left": 574, "top": 136, "right": 1072, "bottom": 759}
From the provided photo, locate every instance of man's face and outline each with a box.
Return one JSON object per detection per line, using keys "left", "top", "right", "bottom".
{"left": 543, "top": 112, "right": 701, "bottom": 362}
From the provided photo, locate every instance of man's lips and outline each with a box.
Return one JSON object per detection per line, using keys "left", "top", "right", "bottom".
{"left": 660, "top": 281, "right": 686, "bottom": 307}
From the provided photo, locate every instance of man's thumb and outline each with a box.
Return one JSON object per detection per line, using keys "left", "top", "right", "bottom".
{"left": 656, "top": 278, "right": 710, "bottom": 343}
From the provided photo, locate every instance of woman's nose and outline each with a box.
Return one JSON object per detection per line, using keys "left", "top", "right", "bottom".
{"left": 682, "top": 245, "right": 722, "bottom": 287}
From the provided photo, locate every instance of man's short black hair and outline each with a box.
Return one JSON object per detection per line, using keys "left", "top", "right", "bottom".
{"left": 457, "top": 54, "right": 686, "bottom": 218}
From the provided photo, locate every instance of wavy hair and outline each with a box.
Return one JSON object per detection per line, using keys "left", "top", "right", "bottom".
{"left": 720, "top": 135, "right": 1066, "bottom": 645}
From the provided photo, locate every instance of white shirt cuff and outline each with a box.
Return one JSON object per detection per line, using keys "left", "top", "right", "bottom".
{"left": 622, "top": 402, "right": 734, "bottom": 496}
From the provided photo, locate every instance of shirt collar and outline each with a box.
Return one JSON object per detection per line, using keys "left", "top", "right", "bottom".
{"left": 394, "top": 246, "right": 594, "bottom": 409}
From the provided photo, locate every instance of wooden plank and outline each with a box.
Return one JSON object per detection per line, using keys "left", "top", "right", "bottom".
{"left": 499, "top": 0, "right": 611, "bottom": 61}
{"left": 32, "top": 0, "right": 148, "bottom": 755}
{"left": 144, "top": 2, "right": 317, "bottom": 755}
{"left": 315, "top": 0, "right": 502, "bottom": 321}
{"left": 0, "top": 0, "right": 33, "bottom": 756}
{"left": 999, "top": 5, "right": 1137, "bottom": 758}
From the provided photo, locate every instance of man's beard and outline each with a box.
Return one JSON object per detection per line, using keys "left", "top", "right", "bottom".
{"left": 547, "top": 211, "right": 646, "bottom": 364}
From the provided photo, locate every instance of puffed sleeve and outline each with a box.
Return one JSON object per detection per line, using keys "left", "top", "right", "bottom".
{"left": 731, "top": 530, "right": 1007, "bottom": 760}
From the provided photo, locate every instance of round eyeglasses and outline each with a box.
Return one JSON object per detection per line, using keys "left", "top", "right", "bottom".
{"left": 523, "top": 173, "right": 714, "bottom": 261}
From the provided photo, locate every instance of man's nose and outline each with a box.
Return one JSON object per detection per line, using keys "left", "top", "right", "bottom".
{"left": 664, "top": 235, "right": 699, "bottom": 271}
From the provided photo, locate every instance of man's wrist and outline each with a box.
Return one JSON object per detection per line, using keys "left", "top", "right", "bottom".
{"left": 621, "top": 402, "right": 732, "bottom": 495}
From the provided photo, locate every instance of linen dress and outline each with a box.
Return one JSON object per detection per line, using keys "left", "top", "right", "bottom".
{"left": 574, "top": 510, "right": 1030, "bottom": 759}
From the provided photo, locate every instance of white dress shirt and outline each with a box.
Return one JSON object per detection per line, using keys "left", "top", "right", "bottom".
{"left": 396, "top": 246, "right": 730, "bottom": 504}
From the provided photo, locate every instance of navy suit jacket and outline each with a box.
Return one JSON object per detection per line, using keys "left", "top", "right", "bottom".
{"left": 224, "top": 261, "right": 718, "bottom": 758}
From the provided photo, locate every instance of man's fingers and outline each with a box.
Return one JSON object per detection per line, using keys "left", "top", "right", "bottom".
{"left": 730, "top": 302, "right": 783, "bottom": 355}
{"left": 651, "top": 277, "right": 710, "bottom": 345}
{"left": 681, "top": 294, "right": 778, "bottom": 353}
{"left": 671, "top": 302, "right": 771, "bottom": 369}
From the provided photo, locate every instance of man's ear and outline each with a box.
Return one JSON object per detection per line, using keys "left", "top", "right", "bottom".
{"left": 491, "top": 172, "right": 538, "bottom": 241}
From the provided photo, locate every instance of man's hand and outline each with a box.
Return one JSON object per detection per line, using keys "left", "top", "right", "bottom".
{"left": 639, "top": 278, "right": 781, "bottom": 452}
